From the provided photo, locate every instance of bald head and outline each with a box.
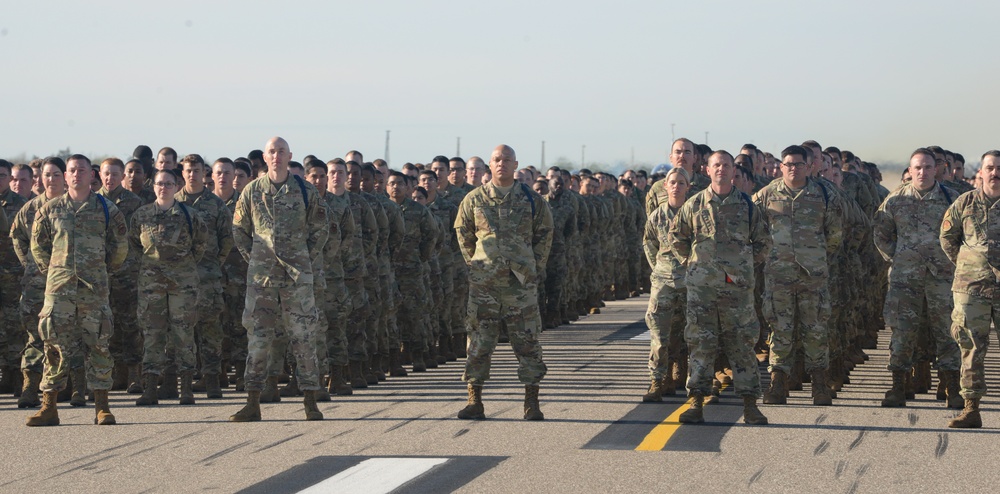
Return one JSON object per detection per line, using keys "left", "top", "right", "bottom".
{"left": 489, "top": 144, "right": 518, "bottom": 187}
{"left": 264, "top": 136, "right": 292, "bottom": 180}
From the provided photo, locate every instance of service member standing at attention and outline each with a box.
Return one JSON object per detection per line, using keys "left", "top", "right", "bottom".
{"left": 940, "top": 150, "right": 1000, "bottom": 429}
{"left": 755, "top": 145, "right": 842, "bottom": 406}
{"left": 130, "top": 170, "right": 208, "bottom": 406}
{"left": 669, "top": 150, "right": 770, "bottom": 425}
{"left": 230, "top": 137, "right": 329, "bottom": 422}
{"left": 27, "top": 154, "right": 128, "bottom": 427}
{"left": 873, "top": 148, "right": 961, "bottom": 409}
{"left": 454, "top": 145, "right": 553, "bottom": 421}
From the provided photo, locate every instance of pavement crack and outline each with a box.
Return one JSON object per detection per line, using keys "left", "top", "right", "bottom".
{"left": 815, "top": 414, "right": 828, "bottom": 425}
{"left": 198, "top": 440, "right": 253, "bottom": 466}
{"left": 814, "top": 439, "right": 830, "bottom": 456}
{"left": 935, "top": 433, "right": 949, "bottom": 459}
{"left": 848, "top": 430, "right": 866, "bottom": 451}
{"left": 253, "top": 433, "right": 303, "bottom": 453}
{"left": 384, "top": 413, "right": 426, "bottom": 432}
{"left": 747, "top": 467, "right": 765, "bottom": 487}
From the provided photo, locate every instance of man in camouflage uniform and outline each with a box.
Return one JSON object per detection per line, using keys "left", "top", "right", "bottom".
{"left": 338, "top": 159, "right": 378, "bottom": 387}
{"left": 11, "top": 158, "right": 65, "bottom": 408}
{"left": 443, "top": 157, "right": 477, "bottom": 357}
{"left": 421, "top": 169, "right": 459, "bottom": 361}
{"left": 939, "top": 149, "right": 1000, "bottom": 428}
{"left": 361, "top": 164, "right": 404, "bottom": 377}
{"left": 874, "top": 148, "right": 960, "bottom": 408}
{"left": 213, "top": 158, "right": 249, "bottom": 390}
{"left": 0, "top": 160, "right": 28, "bottom": 397}
{"left": 670, "top": 151, "right": 770, "bottom": 425}
{"left": 230, "top": 137, "right": 328, "bottom": 422}
{"left": 455, "top": 145, "right": 553, "bottom": 421}
{"left": 98, "top": 158, "right": 144, "bottom": 394}
{"left": 647, "top": 138, "right": 709, "bottom": 214}
{"left": 543, "top": 175, "right": 576, "bottom": 329}
{"left": 642, "top": 168, "right": 689, "bottom": 401}
{"left": 346, "top": 158, "right": 385, "bottom": 385}
{"left": 27, "top": 154, "right": 128, "bottom": 427}
{"left": 176, "top": 154, "right": 233, "bottom": 399}
{"left": 756, "top": 145, "right": 843, "bottom": 406}
{"left": 580, "top": 176, "right": 608, "bottom": 313}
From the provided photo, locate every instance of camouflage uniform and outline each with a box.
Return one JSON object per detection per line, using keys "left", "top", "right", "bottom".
{"left": 456, "top": 182, "right": 553, "bottom": 385}
{"left": 394, "top": 198, "right": 435, "bottom": 350}
{"left": 360, "top": 192, "right": 388, "bottom": 363}
{"left": 344, "top": 191, "right": 376, "bottom": 363}
{"left": 11, "top": 195, "right": 53, "bottom": 375}
{"left": 129, "top": 201, "right": 207, "bottom": 374}
{"left": 220, "top": 192, "right": 249, "bottom": 367}
{"left": 670, "top": 187, "right": 770, "bottom": 398}
{"left": 319, "top": 191, "right": 355, "bottom": 368}
{"left": 643, "top": 203, "right": 686, "bottom": 381}
{"left": 543, "top": 190, "right": 576, "bottom": 326}
{"left": 646, "top": 171, "right": 709, "bottom": 213}
{"left": 176, "top": 189, "right": 233, "bottom": 378}
{"left": 99, "top": 185, "right": 143, "bottom": 368}
{"left": 428, "top": 194, "right": 458, "bottom": 350}
{"left": 374, "top": 193, "right": 404, "bottom": 360}
{"left": 233, "top": 175, "right": 328, "bottom": 392}
{"left": 0, "top": 189, "right": 26, "bottom": 371}
{"left": 565, "top": 190, "right": 589, "bottom": 315}
{"left": 443, "top": 183, "right": 476, "bottom": 342}
{"left": 31, "top": 192, "right": 128, "bottom": 392}
{"left": 754, "top": 178, "right": 842, "bottom": 374}
{"left": 874, "top": 182, "right": 959, "bottom": 372}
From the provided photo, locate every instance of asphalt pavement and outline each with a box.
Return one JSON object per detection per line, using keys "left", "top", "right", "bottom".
{"left": 1, "top": 295, "right": 998, "bottom": 493}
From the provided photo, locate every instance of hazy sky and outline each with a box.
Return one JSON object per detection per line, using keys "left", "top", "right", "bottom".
{"left": 2, "top": 1, "right": 998, "bottom": 171}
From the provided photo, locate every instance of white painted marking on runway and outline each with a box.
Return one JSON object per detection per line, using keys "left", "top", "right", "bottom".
{"left": 630, "top": 330, "right": 650, "bottom": 341}
{"left": 297, "top": 457, "right": 449, "bottom": 494}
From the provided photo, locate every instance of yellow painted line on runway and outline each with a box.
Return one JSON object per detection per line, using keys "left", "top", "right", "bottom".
{"left": 635, "top": 383, "right": 729, "bottom": 451}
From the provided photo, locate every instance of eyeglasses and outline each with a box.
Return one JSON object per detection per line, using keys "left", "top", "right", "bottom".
{"left": 154, "top": 182, "right": 177, "bottom": 188}
{"left": 449, "top": 168, "right": 465, "bottom": 172}
{"left": 781, "top": 162, "right": 808, "bottom": 168}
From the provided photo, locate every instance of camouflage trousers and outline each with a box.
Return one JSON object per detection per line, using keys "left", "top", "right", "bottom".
{"left": 363, "top": 271, "right": 381, "bottom": 357}
{"left": 242, "top": 283, "right": 321, "bottom": 391}
{"left": 950, "top": 292, "right": 1000, "bottom": 399}
{"left": 377, "top": 272, "right": 392, "bottom": 356}
{"left": 884, "top": 277, "right": 959, "bottom": 372}
{"left": 645, "top": 276, "right": 686, "bottom": 381}
{"left": 0, "top": 271, "right": 23, "bottom": 368}
{"left": 19, "top": 279, "right": 46, "bottom": 374}
{"left": 138, "top": 286, "right": 198, "bottom": 375}
{"left": 38, "top": 288, "right": 114, "bottom": 392}
{"left": 544, "top": 251, "right": 567, "bottom": 321}
{"left": 396, "top": 268, "right": 428, "bottom": 347}
{"left": 685, "top": 283, "right": 761, "bottom": 398}
{"left": 764, "top": 275, "right": 831, "bottom": 374}
{"left": 108, "top": 273, "right": 142, "bottom": 365}
{"left": 464, "top": 272, "right": 547, "bottom": 385}
{"left": 386, "top": 271, "right": 402, "bottom": 351}
{"left": 345, "top": 277, "right": 370, "bottom": 362}
{"left": 438, "top": 262, "right": 455, "bottom": 339}
{"left": 322, "top": 277, "right": 351, "bottom": 367}
{"left": 452, "top": 261, "right": 469, "bottom": 336}
{"left": 195, "top": 278, "right": 225, "bottom": 375}
{"left": 221, "top": 278, "right": 248, "bottom": 362}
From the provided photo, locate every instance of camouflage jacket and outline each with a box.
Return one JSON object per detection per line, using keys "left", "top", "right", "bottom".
{"left": 645, "top": 170, "right": 709, "bottom": 214}
{"left": 360, "top": 191, "right": 388, "bottom": 277}
{"left": 874, "top": 181, "right": 956, "bottom": 283}
{"left": 940, "top": 189, "right": 1000, "bottom": 298}
{"left": 670, "top": 187, "right": 769, "bottom": 290}
{"left": 320, "top": 190, "right": 355, "bottom": 282}
{"left": 427, "top": 194, "right": 459, "bottom": 268}
{"left": 394, "top": 197, "right": 435, "bottom": 273}
{"left": 233, "top": 175, "right": 328, "bottom": 288}
{"left": 31, "top": 192, "right": 128, "bottom": 297}
{"left": 128, "top": 201, "right": 208, "bottom": 291}
{"left": 374, "top": 192, "right": 404, "bottom": 276}
{"left": 221, "top": 191, "right": 248, "bottom": 286}
{"left": 0, "top": 188, "right": 25, "bottom": 274}
{"left": 754, "top": 178, "right": 843, "bottom": 281}
{"left": 100, "top": 185, "right": 143, "bottom": 274}
{"left": 644, "top": 203, "right": 685, "bottom": 287}
{"left": 176, "top": 188, "right": 233, "bottom": 280}
{"left": 345, "top": 191, "right": 377, "bottom": 281}
{"left": 455, "top": 181, "right": 553, "bottom": 286}
{"left": 11, "top": 194, "right": 54, "bottom": 290}
{"left": 545, "top": 192, "right": 576, "bottom": 254}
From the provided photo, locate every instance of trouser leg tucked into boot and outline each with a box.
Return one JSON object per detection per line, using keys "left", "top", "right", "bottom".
{"left": 18, "top": 370, "right": 42, "bottom": 408}
{"left": 328, "top": 365, "right": 353, "bottom": 396}
{"left": 948, "top": 397, "right": 982, "bottom": 429}
{"left": 94, "top": 389, "right": 116, "bottom": 425}
{"left": 642, "top": 378, "right": 671, "bottom": 403}
{"left": 26, "top": 390, "right": 60, "bottom": 427}
{"left": 524, "top": 385, "right": 544, "bottom": 421}
{"left": 763, "top": 370, "right": 787, "bottom": 405}
{"left": 457, "top": 384, "right": 485, "bottom": 420}
{"left": 230, "top": 391, "right": 262, "bottom": 422}
{"left": 811, "top": 369, "right": 833, "bottom": 406}
{"left": 679, "top": 395, "right": 704, "bottom": 423}
{"left": 260, "top": 375, "right": 281, "bottom": 402}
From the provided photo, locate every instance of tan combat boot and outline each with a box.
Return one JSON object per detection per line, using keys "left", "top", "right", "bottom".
{"left": 260, "top": 375, "right": 282, "bottom": 402}
{"left": 881, "top": 370, "right": 907, "bottom": 407}
{"left": 812, "top": 369, "right": 833, "bottom": 406}
{"left": 126, "top": 364, "right": 143, "bottom": 394}
{"left": 742, "top": 395, "right": 769, "bottom": 425}
{"left": 135, "top": 373, "right": 159, "bottom": 406}
{"left": 642, "top": 378, "right": 669, "bottom": 403}
{"left": 229, "top": 391, "right": 262, "bottom": 422}
{"left": 204, "top": 373, "right": 223, "bottom": 399}
{"left": 18, "top": 370, "right": 42, "bottom": 408}
{"left": 303, "top": 390, "right": 323, "bottom": 421}
{"left": 328, "top": 365, "right": 353, "bottom": 396}
{"left": 179, "top": 371, "right": 196, "bottom": 405}
{"left": 457, "top": 384, "right": 485, "bottom": 420}
{"left": 524, "top": 385, "right": 544, "bottom": 421}
{"left": 70, "top": 367, "right": 87, "bottom": 407}
{"left": 349, "top": 360, "right": 368, "bottom": 388}
{"left": 762, "top": 370, "right": 787, "bottom": 405}
{"left": 158, "top": 371, "right": 179, "bottom": 399}
{"left": 93, "top": 389, "right": 116, "bottom": 425}
{"left": 944, "top": 370, "right": 964, "bottom": 410}
{"left": 948, "top": 397, "right": 982, "bottom": 429}
{"left": 678, "top": 395, "right": 705, "bottom": 423}
{"left": 279, "top": 373, "right": 301, "bottom": 397}
{"left": 26, "top": 390, "right": 60, "bottom": 427}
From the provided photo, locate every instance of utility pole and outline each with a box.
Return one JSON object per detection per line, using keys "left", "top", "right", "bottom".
{"left": 581, "top": 145, "right": 586, "bottom": 169}
{"left": 456, "top": 137, "right": 461, "bottom": 156}
{"left": 704, "top": 131, "right": 709, "bottom": 145}
{"left": 671, "top": 123, "right": 675, "bottom": 142}
{"left": 631, "top": 146, "right": 634, "bottom": 168}
{"left": 384, "top": 130, "right": 390, "bottom": 165}
{"left": 541, "top": 141, "right": 546, "bottom": 167}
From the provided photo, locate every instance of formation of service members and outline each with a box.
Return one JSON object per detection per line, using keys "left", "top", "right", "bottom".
{"left": 2, "top": 136, "right": 993, "bottom": 430}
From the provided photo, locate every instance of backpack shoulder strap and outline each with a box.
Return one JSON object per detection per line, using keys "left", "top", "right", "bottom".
{"left": 520, "top": 183, "right": 536, "bottom": 217}
{"left": 293, "top": 175, "right": 309, "bottom": 209}
{"left": 177, "top": 202, "right": 193, "bottom": 236}
{"left": 96, "top": 194, "right": 109, "bottom": 230}
{"left": 939, "top": 183, "right": 953, "bottom": 204}
{"left": 740, "top": 191, "right": 753, "bottom": 226}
